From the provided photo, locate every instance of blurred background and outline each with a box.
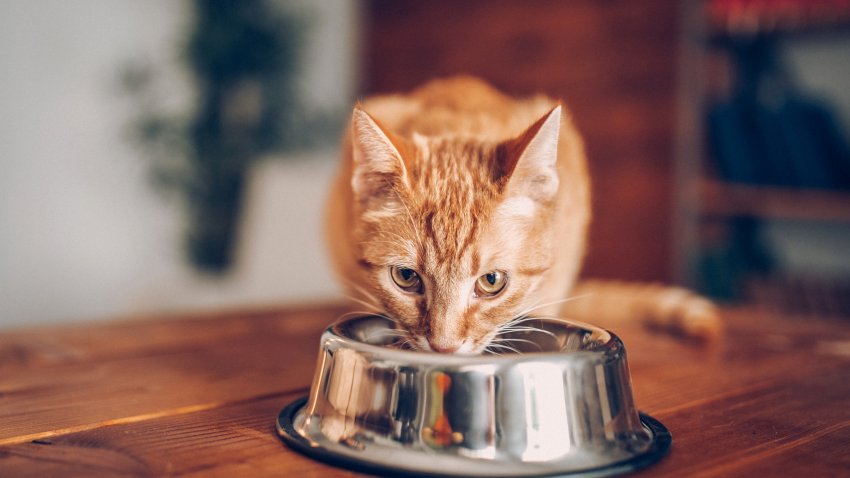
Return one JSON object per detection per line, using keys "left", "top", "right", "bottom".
{"left": 1, "top": 0, "right": 849, "bottom": 329}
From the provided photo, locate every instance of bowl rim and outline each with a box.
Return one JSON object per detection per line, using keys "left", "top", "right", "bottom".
{"left": 322, "top": 315, "right": 624, "bottom": 367}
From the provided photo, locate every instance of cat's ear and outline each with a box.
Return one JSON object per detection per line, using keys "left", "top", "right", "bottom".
{"left": 350, "top": 107, "right": 411, "bottom": 206}
{"left": 498, "top": 105, "right": 561, "bottom": 203}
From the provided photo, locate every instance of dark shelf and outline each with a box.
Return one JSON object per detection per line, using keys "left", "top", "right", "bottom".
{"left": 699, "top": 179, "right": 850, "bottom": 222}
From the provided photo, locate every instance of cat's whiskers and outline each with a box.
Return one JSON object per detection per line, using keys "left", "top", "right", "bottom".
{"left": 336, "top": 310, "right": 374, "bottom": 322}
{"left": 493, "top": 300, "right": 559, "bottom": 341}
{"left": 336, "top": 309, "right": 415, "bottom": 348}
{"left": 496, "top": 316, "right": 556, "bottom": 335}
{"left": 396, "top": 337, "right": 418, "bottom": 350}
{"left": 337, "top": 284, "right": 419, "bottom": 348}
{"left": 335, "top": 303, "right": 404, "bottom": 330}
{"left": 340, "top": 284, "right": 387, "bottom": 313}
{"left": 497, "top": 324, "right": 545, "bottom": 331}
{"left": 498, "top": 321, "right": 552, "bottom": 331}
{"left": 484, "top": 342, "right": 521, "bottom": 354}
{"left": 513, "top": 294, "right": 593, "bottom": 319}
{"left": 496, "top": 323, "right": 558, "bottom": 339}
{"left": 489, "top": 336, "right": 541, "bottom": 346}
{"left": 341, "top": 295, "right": 385, "bottom": 315}
{"left": 516, "top": 313, "right": 586, "bottom": 325}
{"left": 364, "top": 328, "right": 409, "bottom": 342}
{"left": 520, "top": 314, "right": 609, "bottom": 338}
{"left": 335, "top": 310, "right": 401, "bottom": 331}
{"left": 341, "top": 280, "right": 383, "bottom": 307}
{"left": 486, "top": 315, "right": 562, "bottom": 353}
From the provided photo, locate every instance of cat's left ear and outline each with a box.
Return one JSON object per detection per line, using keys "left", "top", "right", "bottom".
{"left": 498, "top": 105, "right": 561, "bottom": 203}
{"left": 350, "top": 107, "right": 412, "bottom": 207}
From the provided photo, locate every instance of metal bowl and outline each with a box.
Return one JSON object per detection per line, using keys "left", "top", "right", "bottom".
{"left": 277, "top": 315, "right": 670, "bottom": 477}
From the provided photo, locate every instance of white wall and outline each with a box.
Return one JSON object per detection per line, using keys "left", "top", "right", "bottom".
{"left": 0, "top": 0, "right": 358, "bottom": 328}
{"left": 769, "top": 36, "right": 850, "bottom": 275}
{"left": 784, "top": 36, "right": 850, "bottom": 135}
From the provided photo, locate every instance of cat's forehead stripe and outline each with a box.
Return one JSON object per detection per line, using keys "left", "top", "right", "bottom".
{"left": 404, "top": 139, "right": 497, "bottom": 273}
{"left": 420, "top": 207, "right": 479, "bottom": 270}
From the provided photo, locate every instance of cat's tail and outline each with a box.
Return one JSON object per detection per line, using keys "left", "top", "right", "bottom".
{"left": 562, "top": 279, "right": 723, "bottom": 341}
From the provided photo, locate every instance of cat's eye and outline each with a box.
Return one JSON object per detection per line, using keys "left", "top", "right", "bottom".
{"left": 390, "top": 266, "right": 423, "bottom": 293}
{"left": 475, "top": 271, "right": 508, "bottom": 297}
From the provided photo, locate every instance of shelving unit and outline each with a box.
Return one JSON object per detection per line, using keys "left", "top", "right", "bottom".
{"left": 699, "top": 179, "right": 850, "bottom": 222}
{"left": 674, "top": 0, "right": 850, "bottom": 315}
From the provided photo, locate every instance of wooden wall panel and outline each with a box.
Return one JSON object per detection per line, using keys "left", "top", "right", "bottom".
{"left": 363, "top": 0, "right": 681, "bottom": 282}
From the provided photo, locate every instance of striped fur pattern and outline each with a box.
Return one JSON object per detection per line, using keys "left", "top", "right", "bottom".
{"left": 325, "top": 77, "right": 720, "bottom": 354}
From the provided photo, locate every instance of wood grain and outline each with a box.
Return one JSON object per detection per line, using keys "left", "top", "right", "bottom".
{"left": 2, "top": 304, "right": 849, "bottom": 476}
{"left": 0, "top": 391, "right": 359, "bottom": 477}
{"left": 0, "top": 304, "right": 347, "bottom": 445}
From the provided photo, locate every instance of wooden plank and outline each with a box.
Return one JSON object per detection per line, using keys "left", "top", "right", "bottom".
{"left": 0, "top": 305, "right": 349, "bottom": 444}
{"left": 3, "top": 305, "right": 850, "bottom": 475}
{"left": 647, "top": 367, "right": 850, "bottom": 477}
{"left": 4, "top": 370, "right": 847, "bottom": 477}
{"left": 5, "top": 371, "right": 845, "bottom": 477}
{"left": 0, "top": 390, "right": 364, "bottom": 477}
{"left": 0, "top": 302, "right": 348, "bottom": 373}
{"left": 611, "top": 308, "right": 850, "bottom": 411}
{"left": 3, "top": 307, "right": 849, "bottom": 476}
{"left": 5, "top": 370, "right": 845, "bottom": 477}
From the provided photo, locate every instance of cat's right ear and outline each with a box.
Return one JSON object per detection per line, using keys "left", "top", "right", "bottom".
{"left": 497, "top": 105, "right": 561, "bottom": 204}
{"left": 350, "top": 107, "right": 411, "bottom": 206}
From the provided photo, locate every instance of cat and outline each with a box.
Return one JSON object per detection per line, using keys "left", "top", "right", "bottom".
{"left": 325, "top": 76, "right": 720, "bottom": 354}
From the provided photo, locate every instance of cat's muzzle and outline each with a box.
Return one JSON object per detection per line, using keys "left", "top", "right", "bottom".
{"left": 276, "top": 314, "right": 671, "bottom": 477}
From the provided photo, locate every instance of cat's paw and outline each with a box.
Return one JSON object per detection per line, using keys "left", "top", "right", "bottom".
{"left": 651, "top": 290, "right": 723, "bottom": 342}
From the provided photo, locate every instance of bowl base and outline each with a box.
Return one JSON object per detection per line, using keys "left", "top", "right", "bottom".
{"left": 276, "top": 396, "right": 672, "bottom": 478}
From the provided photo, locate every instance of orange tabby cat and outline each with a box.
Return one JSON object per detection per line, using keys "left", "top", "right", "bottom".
{"left": 325, "top": 77, "right": 720, "bottom": 354}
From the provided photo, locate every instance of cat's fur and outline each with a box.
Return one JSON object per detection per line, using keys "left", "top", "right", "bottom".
{"left": 326, "top": 76, "right": 720, "bottom": 353}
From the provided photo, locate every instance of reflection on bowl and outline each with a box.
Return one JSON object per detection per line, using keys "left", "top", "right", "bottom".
{"left": 277, "top": 315, "right": 670, "bottom": 477}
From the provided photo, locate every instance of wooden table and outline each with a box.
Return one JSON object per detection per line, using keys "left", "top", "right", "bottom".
{"left": 2, "top": 303, "right": 849, "bottom": 477}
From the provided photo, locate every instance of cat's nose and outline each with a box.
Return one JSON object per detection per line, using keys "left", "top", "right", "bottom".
{"left": 428, "top": 339, "right": 460, "bottom": 354}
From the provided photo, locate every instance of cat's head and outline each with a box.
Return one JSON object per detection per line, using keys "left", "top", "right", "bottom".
{"left": 348, "top": 106, "right": 564, "bottom": 354}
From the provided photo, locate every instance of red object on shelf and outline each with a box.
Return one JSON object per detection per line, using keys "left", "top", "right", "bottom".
{"left": 709, "top": 0, "right": 850, "bottom": 35}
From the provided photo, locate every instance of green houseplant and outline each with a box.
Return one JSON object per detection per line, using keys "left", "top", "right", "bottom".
{"left": 125, "top": 0, "right": 306, "bottom": 273}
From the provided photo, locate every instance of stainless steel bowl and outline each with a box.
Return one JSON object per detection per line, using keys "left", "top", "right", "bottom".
{"left": 277, "top": 315, "right": 670, "bottom": 477}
